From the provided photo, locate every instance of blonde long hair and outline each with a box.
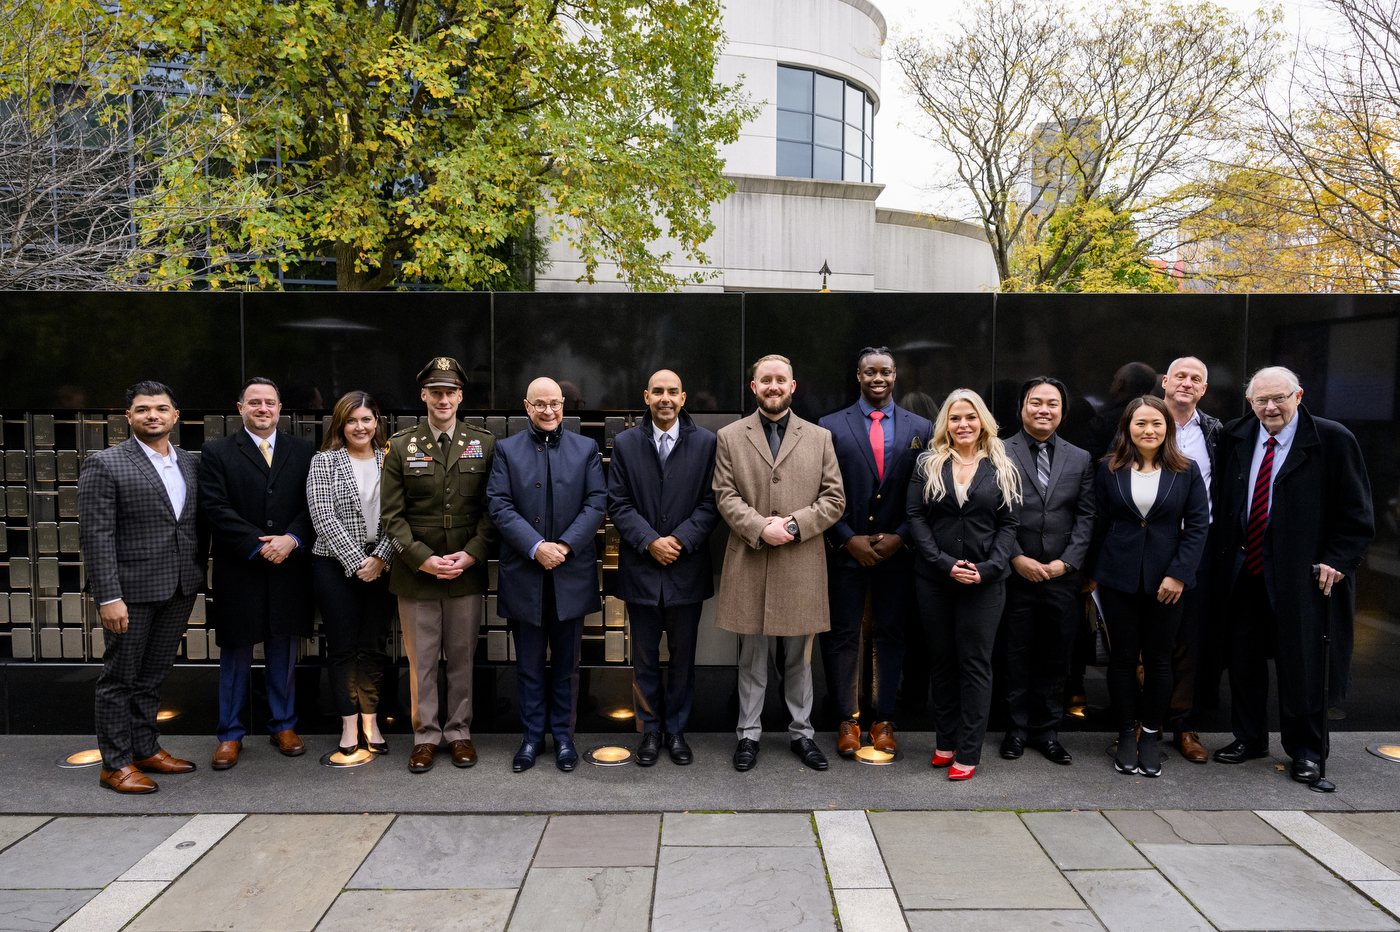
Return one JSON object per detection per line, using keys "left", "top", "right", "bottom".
{"left": 919, "top": 388, "right": 1022, "bottom": 507}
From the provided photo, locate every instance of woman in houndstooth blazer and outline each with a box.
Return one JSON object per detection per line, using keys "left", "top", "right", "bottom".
{"left": 308, "top": 392, "right": 397, "bottom": 756}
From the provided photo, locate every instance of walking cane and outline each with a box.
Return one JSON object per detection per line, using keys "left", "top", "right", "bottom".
{"left": 1310, "top": 564, "right": 1336, "bottom": 793}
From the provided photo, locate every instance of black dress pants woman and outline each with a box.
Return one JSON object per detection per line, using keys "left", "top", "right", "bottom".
{"left": 314, "top": 555, "right": 392, "bottom": 718}
{"left": 917, "top": 574, "right": 1006, "bottom": 767}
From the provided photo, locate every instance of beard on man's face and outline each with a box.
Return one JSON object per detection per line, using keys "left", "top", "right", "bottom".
{"left": 758, "top": 391, "right": 792, "bottom": 415}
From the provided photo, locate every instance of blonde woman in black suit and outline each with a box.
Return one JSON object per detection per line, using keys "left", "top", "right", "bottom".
{"left": 308, "top": 392, "right": 396, "bottom": 756}
{"left": 907, "top": 389, "right": 1021, "bottom": 780}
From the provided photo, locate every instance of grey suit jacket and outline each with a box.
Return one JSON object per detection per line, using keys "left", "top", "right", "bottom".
{"left": 77, "top": 436, "right": 204, "bottom": 605}
{"left": 1005, "top": 430, "right": 1096, "bottom": 570}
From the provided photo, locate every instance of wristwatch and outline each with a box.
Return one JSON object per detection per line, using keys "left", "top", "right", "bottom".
{"left": 785, "top": 519, "right": 800, "bottom": 540}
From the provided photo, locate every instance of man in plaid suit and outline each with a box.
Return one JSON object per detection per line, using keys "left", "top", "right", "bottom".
{"left": 79, "top": 381, "right": 205, "bottom": 794}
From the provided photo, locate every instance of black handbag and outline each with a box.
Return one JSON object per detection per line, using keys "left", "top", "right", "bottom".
{"left": 1088, "top": 592, "right": 1112, "bottom": 665}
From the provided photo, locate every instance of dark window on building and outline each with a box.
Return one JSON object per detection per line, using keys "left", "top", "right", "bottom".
{"left": 775, "top": 65, "right": 874, "bottom": 182}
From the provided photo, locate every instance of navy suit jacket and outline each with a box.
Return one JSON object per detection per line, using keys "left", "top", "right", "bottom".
{"left": 819, "top": 401, "right": 933, "bottom": 568}
{"left": 1088, "top": 459, "right": 1209, "bottom": 592}
{"left": 486, "top": 428, "right": 607, "bottom": 624}
{"left": 607, "top": 410, "right": 719, "bottom": 606}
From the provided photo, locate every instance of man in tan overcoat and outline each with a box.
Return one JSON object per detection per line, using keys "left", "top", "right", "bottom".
{"left": 714, "top": 354, "right": 845, "bottom": 772}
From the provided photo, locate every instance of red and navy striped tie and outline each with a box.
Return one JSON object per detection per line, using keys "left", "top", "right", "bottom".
{"left": 1244, "top": 437, "right": 1277, "bottom": 574}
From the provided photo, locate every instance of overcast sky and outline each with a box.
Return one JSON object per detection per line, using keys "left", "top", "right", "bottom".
{"left": 869, "top": 0, "right": 1336, "bottom": 218}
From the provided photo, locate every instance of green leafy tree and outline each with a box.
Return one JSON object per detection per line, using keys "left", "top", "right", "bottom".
{"left": 138, "top": 0, "right": 754, "bottom": 291}
{"left": 1010, "top": 199, "right": 1179, "bottom": 292}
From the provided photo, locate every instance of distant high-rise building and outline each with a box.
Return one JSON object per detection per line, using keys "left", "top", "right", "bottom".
{"left": 1027, "top": 118, "right": 1101, "bottom": 215}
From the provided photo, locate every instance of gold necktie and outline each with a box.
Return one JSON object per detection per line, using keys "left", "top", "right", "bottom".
{"left": 259, "top": 439, "right": 272, "bottom": 466}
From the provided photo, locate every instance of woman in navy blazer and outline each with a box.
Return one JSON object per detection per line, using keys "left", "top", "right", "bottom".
{"left": 907, "top": 389, "right": 1021, "bottom": 780}
{"left": 1087, "top": 395, "right": 1208, "bottom": 777}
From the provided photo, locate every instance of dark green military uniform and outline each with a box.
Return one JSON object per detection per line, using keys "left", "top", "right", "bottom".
{"left": 378, "top": 356, "right": 497, "bottom": 760}
{"left": 381, "top": 418, "right": 497, "bottom": 597}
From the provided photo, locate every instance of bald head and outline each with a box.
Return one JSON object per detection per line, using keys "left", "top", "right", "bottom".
{"left": 525, "top": 377, "right": 564, "bottom": 431}
{"left": 644, "top": 369, "right": 686, "bottom": 431}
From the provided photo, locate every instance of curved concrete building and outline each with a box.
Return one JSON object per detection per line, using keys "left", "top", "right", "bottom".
{"left": 537, "top": 0, "right": 1001, "bottom": 293}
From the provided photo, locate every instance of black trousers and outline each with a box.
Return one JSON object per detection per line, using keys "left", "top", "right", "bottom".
{"left": 628, "top": 598, "right": 702, "bottom": 735}
{"left": 917, "top": 573, "right": 1005, "bottom": 766}
{"left": 1168, "top": 550, "right": 1216, "bottom": 732}
{"left": 1099, "top": 584, "right": 1185, "bottom": 732}
{"left": 1002, "top": 572, "right": 1080, "bottom": 742}
{"left": 313, "top": 555, "right": 392, "bottom": 716}
{"left": 821, "top": 558, "right": 911, "bottom": 722}
{"left": 515, "top": 573, "right": 585, "bottom": 745}
{"left": 95, "top": 588, "right": 197, "bottom": 770}
{"left": 1226, "top": 569, "right": 1327, "bottom": 762}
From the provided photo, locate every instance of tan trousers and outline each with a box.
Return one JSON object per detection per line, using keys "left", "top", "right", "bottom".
{"left": 397, "top": 595, "right": 482, "bottom": 744}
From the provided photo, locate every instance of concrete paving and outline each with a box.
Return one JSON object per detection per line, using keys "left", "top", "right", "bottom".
{"left": 0, "top": 808, "right": 1398, "bottom": 930}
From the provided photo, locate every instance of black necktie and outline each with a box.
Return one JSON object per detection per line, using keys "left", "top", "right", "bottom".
{"left": 765, "top": 420, "right": 781, "bottom": 460}
{"left": 1032, "top": 441, "right": 1050, "bottom": 494}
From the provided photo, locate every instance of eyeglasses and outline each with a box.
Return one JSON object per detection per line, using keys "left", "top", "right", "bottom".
{"left": 527, "top": 400, "right": 564, "bottom": 412}
{"left": 1249, "top": 393, "right": 1296, "bottom": 408}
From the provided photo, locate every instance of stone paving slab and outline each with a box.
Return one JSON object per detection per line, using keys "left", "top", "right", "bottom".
{"left": 832, "top": 888, "right": 906, "bottom": 932}
{"left": 315, "top": 889, "right": 516, "bottom": 932}
{"left": 1067, "top": 869, "right": 1211, "bottom": 932}
{"left": 1102, "top": 810, "right": 1188, "bottom": 845}
{"left": 119, "top": 814, "right": 245, "bottom": 883}
{"left": 661, "top": 813, "right": 813, "bottom": 847}
{"left": 1141, "top": 843, "right": 1400, "bottom": 931}
{"left": 906, "top": 909, "right": 1105, "bottom": 931}
{"left": 127, "top": 814, "right": 393, "bottom": 932}
{"left": 1315, "top": 812, "right": 1400, "bottom": 873}
{"left": 0, "top": 817, "right": 186, "bottom": 890}
{"left": 1155, "top": 810, "right": 1287, "bottom": 845}
{"left": 0, "top": 817, "right": 50, "bottom": 854}
{"left": 509, "top": 867, "right": 654, "bottom": 932}
{"left": 532, "top": 815, "right": 660, "bottom": 868}
{"left": 1257, "top": 810, "right": 1400, "bottom": 881}
{"left": 815, "top": 810, "right": 890, "bottom": 889}
{"left": 55, "top": 881, "right": 166, "bottom": 932}
{"left": 1021, "top": 811, "right": 1149, "bottom": 869}
{"left": 652, "top": 846, "right": 834, "bottom": 932}
{"left": 349, "top": 815, "right": 546, "bottom": 889}
{"left": 869, "top": 811, "right": 1080, "bottom": 909}
{"left": 0, "top": 889, "right": 93, "bottom": 932}
{"left": 1357, "top": 880, "right": 1400, "bottom": 919}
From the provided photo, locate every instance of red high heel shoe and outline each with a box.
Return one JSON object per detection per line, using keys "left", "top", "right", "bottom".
{"left": 948, "top": 762, "right": 976, "bottom": 780}
{"left": 931, "top": 750, "right": 955, "bottom": 768}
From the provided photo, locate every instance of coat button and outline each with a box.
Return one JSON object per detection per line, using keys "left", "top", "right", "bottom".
{"left": 772, "top": 476, "right": 779, "bottom": 483}
{"left": 876, "top": 494, "right": 881, "bottom": 499}
{"left": 446, "top": 504, "right": 451, "bottom": 509}
{"left": 661, "top": 515, "right": 668, "bottom": 522}
{"left": 536, "top": 482, "right": 541, "bottom": 488}
{"left": 537, "top": 446, "right": 543, "bottom": 452}
{"left": 266, "top": 520, "right": 274, "bottom": 528}
{"left": 771, "top": 510, "right": 779, "bottom": 516}
{"left": 535, "top": 517, "right": 540, "bottom": 523}
{"left": 1140, "top": 521, "right": 1146, "bottom": 527}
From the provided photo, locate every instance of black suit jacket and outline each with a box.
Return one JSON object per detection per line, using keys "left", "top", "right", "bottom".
{"left": 78, "top": 437, "right": 204, "bottom": 605}
{"left": 198, "top": 430, "right": 316, "bottom": 648}
{"left": 1088, "top": 459, "right": 1209, "bottom": 592}
{"left": 1005, "top": 431, "right": 1095, "bottom": 570}
{"left": 906, "top": 458, "right": 1019, "bottom": 583}
{"left": 606, "top": 410, "right": 720, "bottom": 607}
{"left": 819, "top": 401, "right": 934, "bottom": 568}
{"left": 1211, "top": 406, "right": 1373, "bottom": 715}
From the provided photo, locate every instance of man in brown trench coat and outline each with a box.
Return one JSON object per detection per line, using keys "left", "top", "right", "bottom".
{"left": 714, "top": 354, "right": 845, "bottom": 772}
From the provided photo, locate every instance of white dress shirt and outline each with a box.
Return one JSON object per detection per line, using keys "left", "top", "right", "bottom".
{"left": 245, "top": 426, "right": 276, "bottom": 458}
{"left": 1175, "top": 409, "right": 1212, "bottom": 521}
{"left": 1246, "top": 413, "right": 1301, "bottom": 521}
{"left": 652, "top": 420, "right": 680, "bottom": 461}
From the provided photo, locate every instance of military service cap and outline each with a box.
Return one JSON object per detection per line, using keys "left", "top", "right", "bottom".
{"left": 418, "top": 356, "right": 467, "bottom": 389}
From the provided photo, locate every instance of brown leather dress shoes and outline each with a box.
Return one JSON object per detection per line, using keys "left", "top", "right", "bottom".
{"left": 270, "top": 730, "right": 305, "bottom": 756}
{"left": 212, "top": 740, "right": 241, "bottom": 770}
{"left": 133, "top": 749, "right": 196, "bottom": 773}
{"left": 409, "top": 743, "right": 436, "bottom": 773}
{"left": 1175, "top": 731, "right": 1209, "bottom": 763}
{"left": 101, "top": 765, "right": 158, "bottom": 794}
{"left": 450, "top": 739, "right": 477, "bottom": 768}
{"left": 870, "top": 721, "right": 897, "bottom": 753}
{"left": 837, "top": 721, "right": 861, "bottom": 757}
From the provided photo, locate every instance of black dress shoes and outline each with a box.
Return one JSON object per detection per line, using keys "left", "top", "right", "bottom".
{"left": 1032, "top": 739, "right": 1073, "bottom": 765}
{"left": 513, "top": 741, "right": 540, "bottom": 773}
{"left": 1000, "top": 734, "right": 1025, "bottom": 760}
{"left": 636, "top": 731, "right": 663, "bottom": 767}
{"left": 1213, "top": 740, "right": 1269, "bottom": 764}
{"left": 665, "top": 733, "right": 693, "bottom": 765}
{"left": 556, "top": 739, "right": 579, "bottom": 772}
{"left": 1291, "top": 758, "right": 1323, "bottom": 784}
{"left": 733, "top": 738, "right": 760, "bottom": 771}
{"left": 790, "top": 737, "right": 829, "bottom": 771}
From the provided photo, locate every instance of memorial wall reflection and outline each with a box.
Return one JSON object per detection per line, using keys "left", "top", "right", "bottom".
{"left": 1, "top": 291, "right": 1398, "bottom": 732}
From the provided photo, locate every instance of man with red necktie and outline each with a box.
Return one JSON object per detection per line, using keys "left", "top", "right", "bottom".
{"left": 1211, "top": 366, "right": 1373, "bottom": 787}
{"left": 818, "top": 347, "right": 934, "bottom": 758}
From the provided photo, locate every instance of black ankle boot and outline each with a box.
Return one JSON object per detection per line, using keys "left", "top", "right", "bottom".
{"left": 1114, "top": 725, "right": 1139, "bottom": 774}
{"left": 1138, "top": 728, "right": 1162, "bottom": 777}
